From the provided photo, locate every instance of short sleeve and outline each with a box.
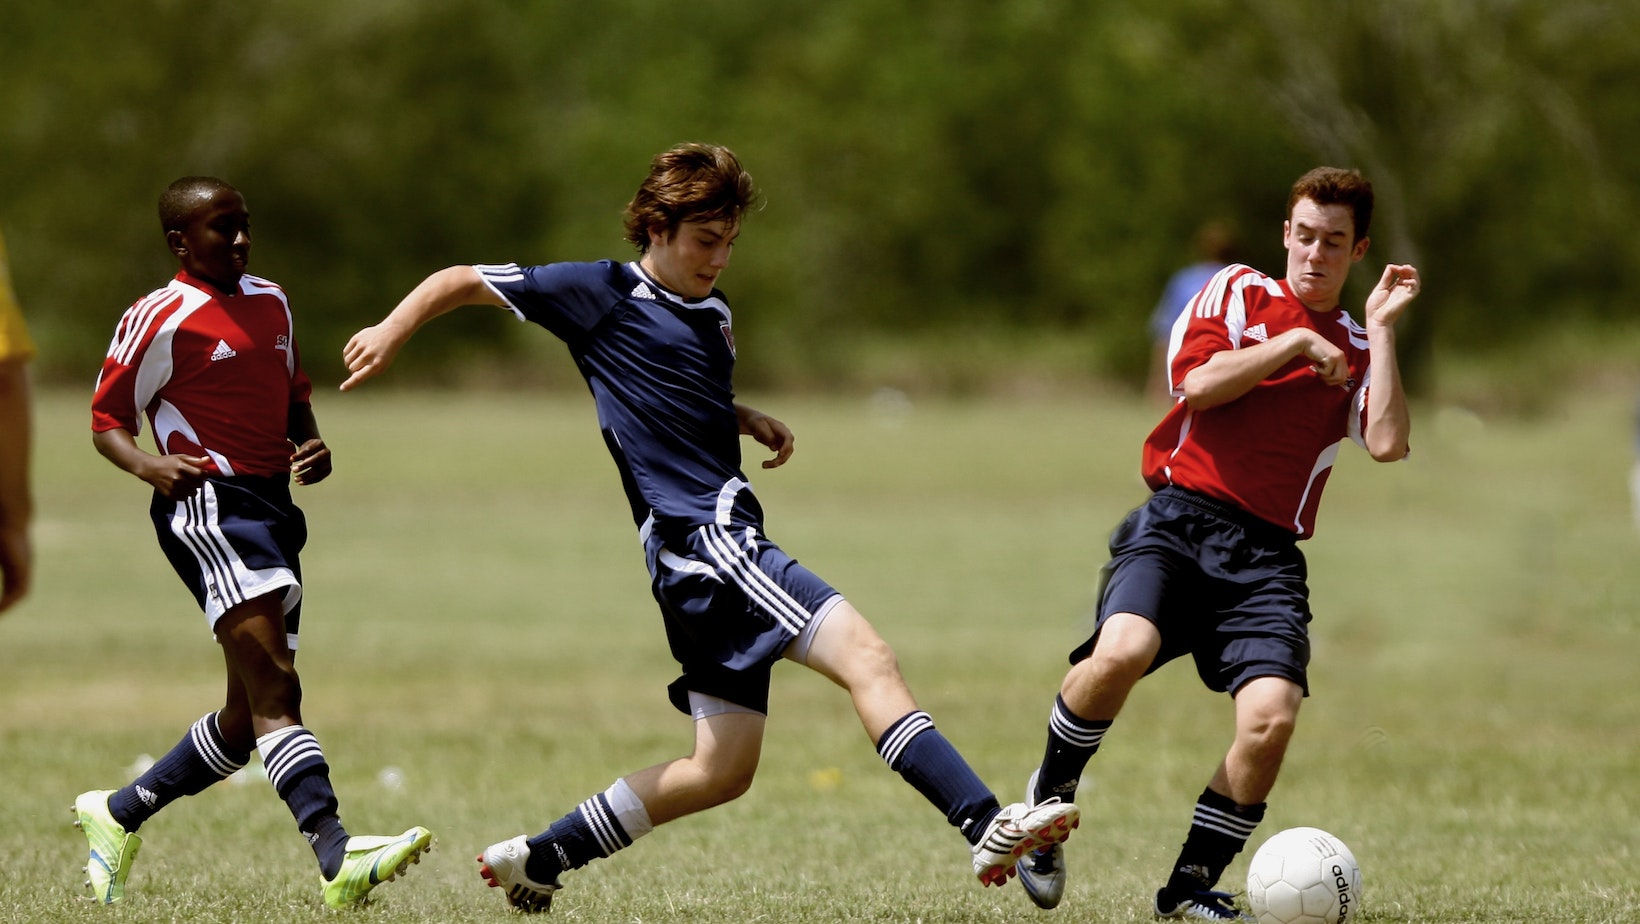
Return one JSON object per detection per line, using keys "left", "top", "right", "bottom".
{"left": 475, "top": 261, "right": 622, "bottom": 344}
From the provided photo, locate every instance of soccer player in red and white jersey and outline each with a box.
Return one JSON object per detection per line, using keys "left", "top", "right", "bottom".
{"left": 78, "top": 177, "right": 432, "bottom": 908}
{"left": 1016, "top": 168, "right": 1419, "bottom": 921}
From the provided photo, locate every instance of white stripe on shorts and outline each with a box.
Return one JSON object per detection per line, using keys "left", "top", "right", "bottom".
{"left": 699, "top": 524, "right": 809, "bottom": 635}
{"left": 164, "top": 481, "right": 302, "bottom": 632}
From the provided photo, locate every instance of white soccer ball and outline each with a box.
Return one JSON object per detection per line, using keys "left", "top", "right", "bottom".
{"left": 1245, "top": 826, "right": 1362, "bottom": 924}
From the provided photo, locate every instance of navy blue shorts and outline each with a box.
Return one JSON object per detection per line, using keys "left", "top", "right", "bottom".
{"left": 149, "top": 475, "right": 306, "bottom": 646}
{"left": 1070, "top": 486, "right": 1312, "bottom": 695}
{"left": 646, "top": 522, "right": 841, "bottom": 715}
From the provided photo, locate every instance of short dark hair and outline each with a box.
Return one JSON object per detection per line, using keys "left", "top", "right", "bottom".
{"left": 622, "top": 144, "right": 758, "bottom": 252}
{"left": 159, "top": 177, "right": 237, "bottom": 233}
{"left": 1287, "top": 167, "right": 1373, "bottom": 242}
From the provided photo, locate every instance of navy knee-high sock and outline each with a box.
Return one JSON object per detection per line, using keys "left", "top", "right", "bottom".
{"left": 258, "top": 725, "right": 350, "bottom": 878}
{"left": 1160, "top": 787, "right": 1266, "bottom": 902}
{"left": 523, "top": 788, "right": 642, "bottom": 884}
{"left": 876, "top": 710, "right": 1000, "bottom": 844}
{"left": 1032, "top": 694, "right": 1110, "bottom": 804}
{"left": 109, "top": 712, "right": 249, "bottom": 831}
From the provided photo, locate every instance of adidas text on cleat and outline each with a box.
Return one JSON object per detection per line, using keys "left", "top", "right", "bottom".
{"left": 478, "top": 835, "right": 561, "bottom": 913}
{"left": 72, "top": 790, "right": 142, "bottom": 905}
{"left": 972, "top": 799, "right": 1080, "bottom": 888}
{"left": 1154, "top": 888, "right": 1257, "bottom": 922}
{"left": 1015, "top": 770, "right": 1069, "bottom": 909}
{"left": 321, "top": 826, "right": 434, "bottom": 908}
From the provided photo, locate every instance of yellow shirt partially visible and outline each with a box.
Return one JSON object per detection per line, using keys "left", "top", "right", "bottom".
{"left": 0, "top": 231, "right": 38, "bottom": 364}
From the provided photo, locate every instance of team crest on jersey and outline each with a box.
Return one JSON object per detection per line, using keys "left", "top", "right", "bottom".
{"left": 720, "top": 320, "right": 736, "bottom": 357}
{"left": 275, "top": 334, "right": 289, "bottom": 349}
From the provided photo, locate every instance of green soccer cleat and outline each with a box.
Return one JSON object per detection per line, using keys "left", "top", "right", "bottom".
{"left": 320, "top": 826, "right": 434, "bottom": 908}
{"left": 71, "top": 790, "right": 142, "bottom": 905}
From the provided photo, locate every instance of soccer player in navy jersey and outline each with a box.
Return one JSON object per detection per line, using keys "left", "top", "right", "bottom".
{"left": 340, "top": 142, "right": 1079, "bottom": 912}
{"left": 1015, "top": 168, "right": 1420, "bottom": 921}
{"left": 80, "top": 177, "right": 433, "bottom": 908}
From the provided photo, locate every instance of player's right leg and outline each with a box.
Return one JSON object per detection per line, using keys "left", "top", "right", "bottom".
{"left": 1015, "top": 612, "right": 1160, "bottom": 908}
{"left": 480, "top": 705, "right": 764, "bottom": 912}
{"left": 790, "top": 600, "right": 1079, "bottom": 887}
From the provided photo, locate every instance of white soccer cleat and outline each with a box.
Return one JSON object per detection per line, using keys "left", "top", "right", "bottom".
{"left": 478, "top": 835, "right": 560, "bottom": 913}
{"left": 972, "top": 798, "right": 1079, "bottom": 887}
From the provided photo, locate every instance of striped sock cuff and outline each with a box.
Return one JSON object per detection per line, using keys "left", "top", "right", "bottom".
{"left": 577, "top": 793, "right": 633, "bottom": 858}
{"left": 1048, "top": 695, "right": 1108, "bottom": 750}
{"left": 194, "top": 712, "right": 250, "bottom": 779}
{"left": 1191, "top": 789, "right": 1265, "bottom": 845}
{"left": 876, "top": 710, "right": 935, "bottom": 771}
{"left": 256, "top": 725, "right": 327, "bottom": 795}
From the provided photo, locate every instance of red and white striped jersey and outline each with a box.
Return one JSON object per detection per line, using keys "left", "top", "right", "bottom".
{"left": 1143, "top": 264, "right": 1374, "bottom": 538}
{"left": 91, "top": 270, "right": 313, "bottom": 478}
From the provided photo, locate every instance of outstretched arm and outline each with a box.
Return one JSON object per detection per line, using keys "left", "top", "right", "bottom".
{"left": 1360, "top": 264, "right": 1418, "bottom": 461}
{"left": 736, "top": 402, "right": 794, "bottom": 469}
{"left": 340, "top": 266, "right": 505, "bottom": 391}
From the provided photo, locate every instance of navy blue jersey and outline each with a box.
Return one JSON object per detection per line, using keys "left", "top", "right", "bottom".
{"left": 477, "top": 260, "right": 762, "bottom": 540}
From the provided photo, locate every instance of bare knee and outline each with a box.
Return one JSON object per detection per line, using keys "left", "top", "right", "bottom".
{"left": 1234, "top": 678, "right": 1303, "bottom": 761}
{"left": 1240, "top": 708, "right": 1297, "bottom": 756}
{"left": 850, "top": 629, "right": 903, "bottom": 684}
{"left": 708, "top": 765, "right": 756, "bottom": 804}
{"left": 688, "top": 752, "right": 759, "bottom": 811}
{"left": 1072, "top": 617, "right": 1158, "bottom": 687}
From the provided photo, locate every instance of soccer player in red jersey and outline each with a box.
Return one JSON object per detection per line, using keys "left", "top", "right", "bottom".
{"left": 1016, "top": 168, "right": 1420, "bottom": 921}
{"left": 78, "top": 177, "right": 432, "bottom": 908}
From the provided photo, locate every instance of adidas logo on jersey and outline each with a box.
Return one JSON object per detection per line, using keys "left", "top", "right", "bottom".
{"left": 210, "top": 339, "right": 238, "bottom": 361}
{"left": 630, "top": 282, "right": 656, "bottom": 300}
{"left": 1243, "top": 323, "right": 1269, "bottom": 343}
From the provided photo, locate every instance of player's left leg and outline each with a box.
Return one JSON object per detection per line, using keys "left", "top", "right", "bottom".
{"left": 219, "top": 594, "right": 432, "bottom": 908}
{"left": 790, "top": 601, "right": 1079, "bottom": 886}
{"left": 480, "top": 706, "right": 764, "bottom": 912}
{"left": 1155, "top": 676, "right": 1302, "bottom": 921}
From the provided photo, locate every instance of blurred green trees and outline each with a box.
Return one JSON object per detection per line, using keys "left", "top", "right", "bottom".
{"left": 3, "top": 0, "right": 1634, "bottom": 393}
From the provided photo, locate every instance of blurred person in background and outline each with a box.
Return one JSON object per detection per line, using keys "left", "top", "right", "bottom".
{"left": 1148, "top": 219, "right": 1243, "bottom": 404}
{"left": 0, "top": 229, "right": 36, "bottom": 616}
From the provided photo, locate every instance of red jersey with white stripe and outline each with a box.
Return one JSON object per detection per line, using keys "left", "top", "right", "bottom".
{"left": 91, "top": 270, "right": 313, "bottom": 478}
{"left": 1144, "top": 264, "right": 1373, "bottom": 538}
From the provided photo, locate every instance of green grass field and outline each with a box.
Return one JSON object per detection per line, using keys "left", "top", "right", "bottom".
{"left": 2, "top": 386, "right": 1636, "bottom": 923}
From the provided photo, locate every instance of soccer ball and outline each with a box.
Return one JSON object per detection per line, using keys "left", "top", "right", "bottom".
{"left": 1245, "top": 826, "right": 1362, "bottom": 924}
